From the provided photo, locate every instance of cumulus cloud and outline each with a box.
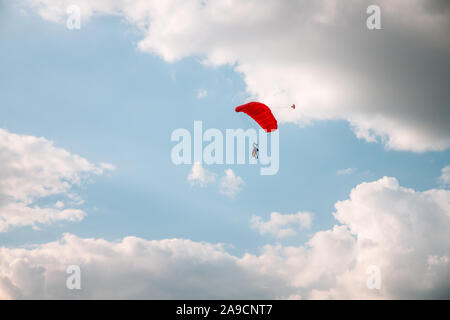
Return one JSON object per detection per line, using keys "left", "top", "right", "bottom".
{"left": 187, "top": 162, "right": 215, "bottom": 187}
{"left": 187, "top": 166, "right": 243, "bottom": 196}
{"left": 0, "top": 128, "right": 114, "bottom": 232}
{"left": 25, "top": 0, "right": 450, "bottom": 152}
{"left": 251, "top": 211, "right": 313, "bottom": 238}
{"left": 1, "top": 176, "right": 448, "bottom": 299}
{"left": 246, "top": 177, "right": 450, "bottom": 299}
{"left": 324, "top": 177, "right": 450, "bottom": 299}
{"left": 439, "top": 165, "right": 450, "bottom": 186}
{"left": 219, "top": 169, "right": 244, "bottom": 197}
{"left": 0, "top": 233, "right": 285, "bottom": 299}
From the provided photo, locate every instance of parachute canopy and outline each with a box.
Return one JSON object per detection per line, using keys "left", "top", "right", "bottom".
{"left": 235, "top": 102, "right": 278, "bottom": 132}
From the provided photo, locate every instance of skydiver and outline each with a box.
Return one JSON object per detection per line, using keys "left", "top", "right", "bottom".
{"left": 252, "top": 142, "right": 259, "bottom": 159}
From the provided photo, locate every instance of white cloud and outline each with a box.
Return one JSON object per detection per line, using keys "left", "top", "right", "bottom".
{"left": 0, "top": 128, "right": 114, "bottom": 232}
{"left": 187, "top": 162, "right": 215, "bottom": 187}
{"left": 439, "top": 165, "right": 450, "bottom": 186}
{"left": 1, "top": 176, "right": 448, "bottom": 299}
{"left": 54, "top": 201, "right": 65, "bottom": 209}
{"left": 99, "top": 162, "right": 116, "bottom": 171}
{"left": 324, "top": 177, "right": 450, "bottom": 299}
{"left": 0, "top": 233, "right": 285, "bottom": 299}
{"left": 187, "top": 166, "right": 243, "bottom": 196}
{"left": 219, "top": 169, "right": 244, "bottom": 197}
{"left": 25, "top": 0, "right": 450, "bottom": 152}
{"left": 197, "top": 89, "right": 207, "bottom": 99}
{"left": 0, "top": 203, "right": 86, "bottom": 232}
{"left": 337, "top": 168, "right": 355, "bottom": 175}
{"left": 245, "top": 177, "right": 450, "bottom": 299}
{"left": 251, "top": 211, "right": 313, "bottom": 238}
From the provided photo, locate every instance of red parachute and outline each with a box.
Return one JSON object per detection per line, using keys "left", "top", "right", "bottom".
{"left": 235, "top": 102, "right": 278, "bottom": 132}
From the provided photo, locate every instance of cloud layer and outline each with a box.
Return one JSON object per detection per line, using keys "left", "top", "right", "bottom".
{"left": 0, "top": 128, "right": 113, "bottom": 232}
{"left": 25, "top": 0, "right": 450, "bottom": 152}
{"left": 1, "top": 176, "right": 448, "bottom": 299}
{"left": 251, "top": 211, "right": 313, "bottom": 238}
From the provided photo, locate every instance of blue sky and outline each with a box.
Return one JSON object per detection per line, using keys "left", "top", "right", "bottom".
{"left": 0, "top": 0, "right": 449, "bottom": 299}
{"left": 1, "top": 2, "right": 449, "bottom": 252}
